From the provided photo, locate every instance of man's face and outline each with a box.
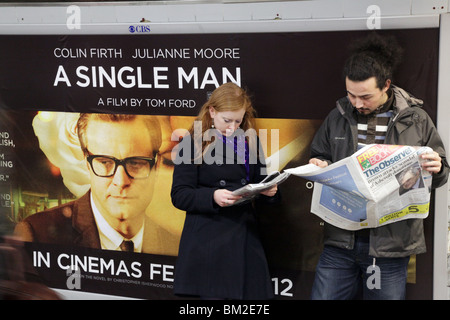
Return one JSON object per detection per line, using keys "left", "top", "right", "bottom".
{"left": 346, "top": 76, "right": 390, "bottom": 115}
{"left": 85, "top": 118, "right": 157, "bottom": 226}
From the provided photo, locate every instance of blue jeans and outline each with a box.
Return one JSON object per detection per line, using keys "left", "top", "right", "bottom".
{"left": 311, "top": 238, "right": 410, "bottom": 300}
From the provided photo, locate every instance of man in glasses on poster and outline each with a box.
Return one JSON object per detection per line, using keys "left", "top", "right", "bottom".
{"left": 15, "top": 113, "right": 179, "bottom": 255}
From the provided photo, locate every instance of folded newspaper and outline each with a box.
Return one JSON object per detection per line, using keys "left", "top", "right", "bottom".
{"left": 232, "top": 144, "right": 432, "bottom": 230}
{"left": 231, "top": 170, "right": 291, "bottom": 205}
{"left": 286, "top": 144, "right": 433, "bottom": 230}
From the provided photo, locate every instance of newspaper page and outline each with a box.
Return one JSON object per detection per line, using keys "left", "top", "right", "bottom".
{"left": 231, "top": 171, "right": 290, "bottom": 205}
{"left": 285, "top": 144, "right": 433, "bottom": 230}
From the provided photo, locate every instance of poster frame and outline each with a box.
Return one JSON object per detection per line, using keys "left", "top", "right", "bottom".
{"left": 0, "top": 7, "right": 448, "bottom": 300}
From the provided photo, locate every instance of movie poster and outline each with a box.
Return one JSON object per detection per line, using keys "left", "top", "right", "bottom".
{"left": 0, "top": 29, "right": 439, "bottom": 299}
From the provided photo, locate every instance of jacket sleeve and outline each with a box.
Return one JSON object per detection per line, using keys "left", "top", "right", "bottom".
{"left": 310, "top": 112, "right": 333, "bottom": 164}
{"left": 171, "top": 160, "right": 219, "bottom": 214}
{"left": 421, "top": 112, "right": 449, "bottom": 189}
{"left": 170, "top": 136, "right": 220, "bottom": 214}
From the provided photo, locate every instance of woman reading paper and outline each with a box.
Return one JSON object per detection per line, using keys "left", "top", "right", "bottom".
{"left": 170, "top": 82, "right": 278, "bottom": 300}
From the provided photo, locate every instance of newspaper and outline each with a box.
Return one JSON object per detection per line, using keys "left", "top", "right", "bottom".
{"left": 285, "top": 144, "right": 433, "bottom": 230}
{"left": 231, "top": 170, "right": 290, "bottom": 205}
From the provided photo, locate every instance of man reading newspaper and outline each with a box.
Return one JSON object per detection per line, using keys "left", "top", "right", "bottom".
{"left": 308, "top": 33, "right": 449, "bottom": 300}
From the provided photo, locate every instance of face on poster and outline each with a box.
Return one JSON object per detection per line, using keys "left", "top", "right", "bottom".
{"left": 0, "top": 29, "right": 439, "bottom": 299}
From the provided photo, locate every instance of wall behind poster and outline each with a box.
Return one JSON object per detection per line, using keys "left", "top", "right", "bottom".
{"left": 0, "top": 29, "right": 439, "bottom": 299}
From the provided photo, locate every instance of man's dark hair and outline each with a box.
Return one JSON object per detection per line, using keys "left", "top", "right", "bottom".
{"left": 343, "top": 32, "right": 403, "bottom": 89}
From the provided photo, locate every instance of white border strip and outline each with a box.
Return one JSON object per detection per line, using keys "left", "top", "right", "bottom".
{"left": 434, "top": 12, "right": 450, "bottom": 300}
{"left": 0, "top": 15, "right": 440, "bottom": 35}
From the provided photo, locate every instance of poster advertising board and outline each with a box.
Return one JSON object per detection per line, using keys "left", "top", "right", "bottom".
{"left": 0, "top": 29, "right": 439, "bottom": 299}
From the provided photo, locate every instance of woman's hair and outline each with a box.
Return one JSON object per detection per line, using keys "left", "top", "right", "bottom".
{"left": 189, "top": 82, "right": 257, "bottom": 153}
{"left": 189, "top": 82, "right": 256, "bottom": 134}
{"left": 343, "top": 32, "right": 403, "bottom": 89}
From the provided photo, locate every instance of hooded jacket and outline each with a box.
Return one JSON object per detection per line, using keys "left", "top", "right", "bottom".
{"left": 310, "top": 85, "right": 449, "bottom": 257}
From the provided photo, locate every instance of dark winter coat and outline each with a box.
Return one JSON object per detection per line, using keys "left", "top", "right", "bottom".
{"left": 171, "top": 133, "right": 276, "bottom": 299}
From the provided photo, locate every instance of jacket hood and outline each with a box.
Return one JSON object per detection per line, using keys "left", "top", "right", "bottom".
{"left": 391, "top": 85, "right": 423, "bottom": 112}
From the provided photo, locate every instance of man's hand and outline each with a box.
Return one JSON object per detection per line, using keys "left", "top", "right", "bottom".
{"left": 421, "top": 151, "right": 442, "bottom": 174}
{"left": 309, "top": 158, "right": 329, "bottom": 168}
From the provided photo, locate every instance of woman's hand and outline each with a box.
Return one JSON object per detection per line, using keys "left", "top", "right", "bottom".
{"left": 214, "top": 189, "right": 242, "bottom": 207}
{"left": 260, "top": 185, "right": 277, "bottom": 197}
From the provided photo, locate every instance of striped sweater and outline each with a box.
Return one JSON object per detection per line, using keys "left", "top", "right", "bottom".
{"left": 355, "top": 90, "right": 394, "bottom": 146}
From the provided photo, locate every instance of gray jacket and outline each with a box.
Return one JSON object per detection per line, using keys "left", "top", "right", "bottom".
{"left": 310, "top": 85, "right": 449, "bottom": 257}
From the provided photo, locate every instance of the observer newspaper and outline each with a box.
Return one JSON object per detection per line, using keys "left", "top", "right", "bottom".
{"left": 286, "top": 144, "right": 433, "bottom": 231}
